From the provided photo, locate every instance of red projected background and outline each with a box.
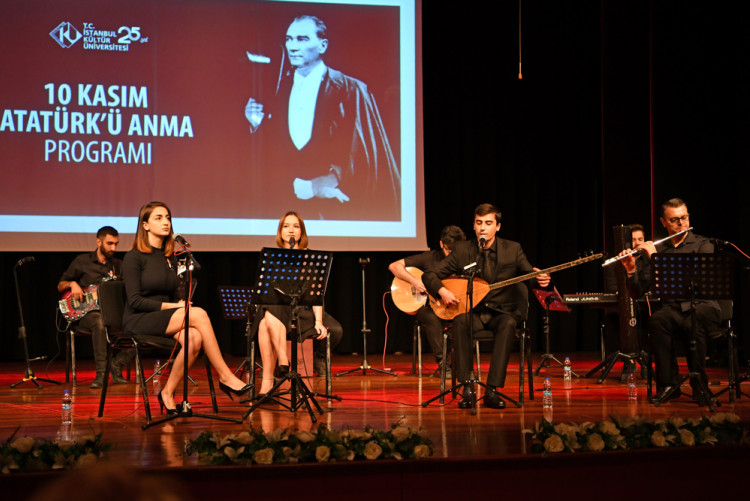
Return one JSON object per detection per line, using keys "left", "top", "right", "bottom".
{"left": 0, "top": 0, "right": 423, "bottom": 251}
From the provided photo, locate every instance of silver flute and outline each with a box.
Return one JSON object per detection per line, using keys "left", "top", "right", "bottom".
{"left": 601, "top": 227, "right": 693, "bottom": 267}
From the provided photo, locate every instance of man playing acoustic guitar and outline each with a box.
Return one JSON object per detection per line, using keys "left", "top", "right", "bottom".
{"left": 423, "top": 204, "right": 550, "bottom": 409}
{"left": 58, "top": 226, "right": 134, "bottom": 388}
{"left": 389, "top": 225, "right": 465, "bottom": 375}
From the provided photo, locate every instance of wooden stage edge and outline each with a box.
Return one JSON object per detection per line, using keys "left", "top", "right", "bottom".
{"left": 1, "top": 352, "right": 749, "bottom": 500}
{"left": 5, "top": 446, "right": 750, "bottom": 500}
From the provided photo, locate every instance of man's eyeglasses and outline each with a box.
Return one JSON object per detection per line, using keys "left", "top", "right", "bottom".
{"left": 667, "top": 215, "right": 689, "bottom": 224}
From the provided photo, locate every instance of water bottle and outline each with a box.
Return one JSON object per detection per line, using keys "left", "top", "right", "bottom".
{"left": 542, "top": 377, "right": 553, "bottom": 409}
{"left": 563, "top": 357, "right": 572, "bottom": 382}
{"left": 61, "top": 390, "right": 72, "bottom": 425}
{"left": 153, "top": 359, "right": 162, "bottom": 391}
{"left": 627, "top": 372, "right": 637, "bottom": 400}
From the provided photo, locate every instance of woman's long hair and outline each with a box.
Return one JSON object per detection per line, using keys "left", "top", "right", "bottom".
{"left": 275, "top": 211, "right": 308, "bottom": 249}
{"left": 132, "top": 201, "right": 175, "bottom": 256}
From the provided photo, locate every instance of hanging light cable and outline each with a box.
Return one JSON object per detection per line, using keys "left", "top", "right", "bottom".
{"left": 518, "top": 0, "right": 523, "bottom": 79}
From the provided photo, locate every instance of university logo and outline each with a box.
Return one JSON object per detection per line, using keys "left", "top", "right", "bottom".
{"left": 50, "top": 22, "right": 83, "bottom": 48}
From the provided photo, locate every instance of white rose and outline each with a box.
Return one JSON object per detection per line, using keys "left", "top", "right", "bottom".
{"left": 650, "top": 431, "right": 668, "bottom": 447}
{"left": 11, "top": 436, "right": 36, "bottom": 454}
{"left": 294, "top": 430, "right": 316, "bottom": 443}
{"left": 364, "top": 441, "right": 383, "bottom": 460}
{"left": 391, "top": 426, "right": 411, "bottom": 443}
{"left": 543, "top": 434, "right": 565, "bottom": 453}
{"left": 315, "top": 445, "right": 331, "bottom": 462}
{"left": 587, "top": 433, "right": 605, "bottom": 451}
{"left": 253, "top": 447, "right": 275, "bottom": 464}
{"left": 413, "top": 444, "right": 431, "bottom": 459}
{"left": 679, "top": 429, "right": 695, "bottom": 446}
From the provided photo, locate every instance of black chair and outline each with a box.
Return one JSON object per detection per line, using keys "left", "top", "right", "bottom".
{"left": 473, "top": 324, "right": 534, "bottom": 405}
{"left": 274, "top": 325, "right": 333, "bottom": 401}
{"left": 411, "top": 320, "right": 424, "bottom": 377}
{"left": 64, "top": 322, "right": 91, "bottom": 386}
{"left": 439, "top": 283, "right": 534, "bottom": 406}
{"left": 412, "top": 319, "right": 447, "bottom": 378}
{"left": 64, "top": 319, "right": 132, "bottom": 386}
{"left": 319, "top": 331, "right": 333, "bottom": 398}
{"left": 96, "top": 280, "right": 219, "bottom": 422}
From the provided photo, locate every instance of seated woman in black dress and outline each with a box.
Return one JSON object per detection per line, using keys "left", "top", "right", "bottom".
{"left": 122, "top": 201, "right": 251, "bottom": 414}
{"left": 255, "top": 211, "right": 343, "bottom": 395}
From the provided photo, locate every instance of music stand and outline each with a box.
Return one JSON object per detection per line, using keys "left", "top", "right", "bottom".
{"left": 532, "top": 287, "right": 576, "bottom": 377}
{"left": 705, "top": 241, "right": 749, "bottom": 402}
{"left": 243, "top": 247, "right": 335, "bottom": 422}
{"left": 217, "top": 286, "right": 258, "bottom": 401}
{"left": 650, "top": 253, "right": 733, "bottom": 410}
{"left": 712, "top": 300, "right": 749, "bottom": 403}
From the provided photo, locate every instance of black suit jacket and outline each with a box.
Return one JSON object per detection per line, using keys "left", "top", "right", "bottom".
{"left": 422, "top": 238, "right": 534, "bottom": 321}
{"left": 252, "top": 66, "right": 400, "bottom": 220}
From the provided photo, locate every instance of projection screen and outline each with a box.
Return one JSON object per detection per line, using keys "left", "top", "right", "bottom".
{"left": 0, "top": 0, "right": 425, "bottom": 251}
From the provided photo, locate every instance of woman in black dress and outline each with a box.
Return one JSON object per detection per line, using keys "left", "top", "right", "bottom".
{"left": 122, "top": 201, "right": 251, "bottom": 414}
{"left": 255, "top": 211, "right": 341, "bottom": 395}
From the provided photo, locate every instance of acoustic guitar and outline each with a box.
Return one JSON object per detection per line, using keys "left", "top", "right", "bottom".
{"left": 428, "top": 253, "right": 603, "bottom": 320}
{"left": 390, "top": 267, "right": 427, "bottom": 314}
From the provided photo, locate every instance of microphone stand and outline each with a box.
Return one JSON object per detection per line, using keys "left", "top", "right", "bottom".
{"left": 464, "top": 249, "right": 519, "bottom": 411}
{"left": 422, "top": 256, "right": 480, "bottom": 410}
{"left": 143, "top": 245, "right": 242, "bottom": 429}
{"left": 461, "top": 256, "right": 480, "bottom": 415}
{"left": 11, "top": 258, "right": 60, "bottom": 389}
{"left": 337, "top": 257, "right": 397, "bottom": 377}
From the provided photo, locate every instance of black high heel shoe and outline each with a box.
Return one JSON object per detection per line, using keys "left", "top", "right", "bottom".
{"left": 219, "top": 381, "right": 253, "bottom": 401}
{"left": 157, "top": 390, "right": 178, "bottom": 416}
{"left": 274, "top": 364, "right": 290, "bottom": 378}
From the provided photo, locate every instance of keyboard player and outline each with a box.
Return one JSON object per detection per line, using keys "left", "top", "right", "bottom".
{"left": 603, "top": 224, "right": 647, "bottom": 381}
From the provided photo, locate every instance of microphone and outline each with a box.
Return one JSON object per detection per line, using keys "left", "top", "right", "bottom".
{"left": 708, "top": 237, "right": 730, "bottom": 247}
{"left": 15, "top": 256, "right": 34, "bottom": 267}
{"left": 174, "top": 234, "right": 191, "bottom": 247}
{"left": 478, "top": 235, "right": 486, "bottom": 250}
{"left": 173, "top": 234, "right": 201, "bottom": 271}
{"left": 289, "top": 236, "right": 296, "bottom": 248}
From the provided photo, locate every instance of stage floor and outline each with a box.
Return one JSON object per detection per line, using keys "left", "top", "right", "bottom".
{"left": 2, "top": 352, "right": 749, "bottom": 469}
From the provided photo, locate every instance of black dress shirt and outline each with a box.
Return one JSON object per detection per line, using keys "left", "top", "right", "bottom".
{"left": 59, "top": 250, "right": 120, "bottom": 287}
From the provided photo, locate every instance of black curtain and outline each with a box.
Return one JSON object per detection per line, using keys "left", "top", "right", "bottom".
{"left": 1, "top": 0, "right": 748, "bottom": 364}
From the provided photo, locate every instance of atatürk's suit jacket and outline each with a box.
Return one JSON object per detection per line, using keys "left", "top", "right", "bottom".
{"left": 251, "top": 65, "right": 401, "bottom": 221}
